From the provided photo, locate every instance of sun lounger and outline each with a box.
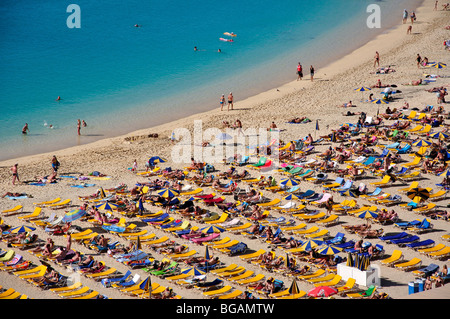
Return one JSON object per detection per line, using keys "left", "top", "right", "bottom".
{"left": 1, "top": 205, "right": 23, "bottom": 215}
{"left": 47, "top": 199, "right": 72, "bottom": 209}
{"left": 296, "top": 269, "right": 326, "bottom": 280}
{"left": 236, "top": 273, "right": 265, "bottom": 285}
{"left": 380, "top": 250, "right": 403, "bottom": 266}
{"left": 412, "top": 263, "right": 440, "bottom": 278}
{"left": 202, "top": 285, "right": 233, "bottom": 297}
{"left": 58, "top": 286, "right": 91, "bottom": 298}
{"left": 218, "top": 289, "right": 244, "bottom": 299}
{"left": 418, "top": 243, "right": 446, "bottom": 255}
{"left": 347, "top": 285, "right": 376, "bottom": 299}
{"left": 427, "top": 246, "right": 450, "bottom": 260}
{"left": 394, "top": 258, "right": 422, "bottom": 271}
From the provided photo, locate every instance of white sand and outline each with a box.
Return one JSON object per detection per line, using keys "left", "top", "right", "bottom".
{"left": 1, "top": 0, "right": 449, "bottom": 300}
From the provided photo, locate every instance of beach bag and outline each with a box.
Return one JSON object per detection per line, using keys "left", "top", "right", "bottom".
{"left": 205, "top": 164, "right": 215, "bottom": 173}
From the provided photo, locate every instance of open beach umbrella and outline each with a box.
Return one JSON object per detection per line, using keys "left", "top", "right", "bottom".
{"left": 62, "top": 209, "right": 86, "bottom": 222}
{"left": 430, "top": 131, "right": 449, "bottom": 140}
{"left": 299, "top": 239, "right": 324, "bottom": 252}
{"left": 316, "top": 244, "right": 342, "bottom": 256}
{"left": 354, "top": 86, "right": 371, "bottom": 101}
{"left": 280, "top": 178, "right": 300, "bottom": 188}
{"left": 412, "top": 139, "right": 432, "bottom": 147}
{"left": 341, "top": 189, "right": 358, "bottom": 198}
{"left": 10, "top": 225, "right": 36, "bottom": 234}
{"left": 148, "top": 156, "right": 167, "bottom": 167}
{"left": 308, "top": 286, "right": 338, "bottom": 298}
{"left": 371, "top": 98, "right": 389, "bottom": 104}
{"left": 407, "top": 187, "right": 430, "bottom": 201}
{"left": 96, "top": 202, "right": 118, "bottom": 211}
{"left": 438, "top": 169, "right": 450, "bottom": 177}
{"left": 284, "top": 194, "right": 301, "bottom": 201}
{"left": 216, "top": 132, "right": 233, "bottom": 141}
{"left": 429, "top": 62, "right": 447, "bottom": 69}
{"left": 356, "top": 210, "right": 378, "bottom": 219}
{"left": 201, "top": 225, "right": 226, "bottom": 234}
{"left": 156, "top": 188, "right": 180, "bottom": 198}
{"left": 181, "top": 267, "right": 205, "bottom": 277}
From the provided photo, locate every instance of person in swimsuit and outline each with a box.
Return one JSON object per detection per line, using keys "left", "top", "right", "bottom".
{"left": 77, "top": 119, "right": 81, "bottom": 135}
{"left": 373, "top": 51, "right": 380, "bottom": 68}
{"left": 227, "top": 92, "right": 233, "bottom": 111}
{"left": 310, "top": 65, "right": 315, "bottom": 81}
{"left": 297, "top": 62, "right": 303, "bottom": 80}
{"left": 11, "top": 163, "right": 19, "bottom": 185}
{"left": 22, "top": 123, "right": 29, "bottom": 134}
{"left": 220, "top": 94, "right": 225, "bottom": 111}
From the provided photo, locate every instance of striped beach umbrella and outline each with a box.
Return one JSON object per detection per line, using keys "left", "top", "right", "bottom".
{"left": 438, "top": 169, "right": 450, "bottom": 177}
{"left": 299, "top": 239, "right": 324, "bottom": 252}
{"left": 148, "top": 156, "right": 167, "bottom": 166}
{"left": 10, "top": 225, "right": 36, "bottom": 234}
{"left": 308, "top": 286, "right": 338, "bottom": 298}
{"left": 181, "top": 267, "right": 205, "bottom": 277}
{"left": 316, "top": 244, "right": 342, "bottom": 256}
{"left": 354, "top": 86, "right": 371, "bottom": 92}
{"left": 62, "top": 209, "right": 86, "bottom": 222}
{"left": 99, "top": 187, "right": 106, "bottom": 198}
{"left": 96, "top": 202, "right": 118, "bottom": 211}
{"left": 356, "top": 210, "right": 378, "bottom": 219}
{"left": 201, "top": 226, "right": 226, "bottom": 234}
{"left": 429, "top": 62, "right": 447, "bottom": 69}
{"left": 371, "top": 99, "right": 389, "bottom": 104}
{"left": 284, "top": 194, "right": 301, "bottom": 201}
{"left": 341, "top": 189, "right": 358, "bottom": 198}
{"left": 156, "top": 188, "right": 180, "bottom": 198}
{"left": 412, "top": 139, "right": 432, "bottom": 147}
{"left": 407, "top": 187, "right": 430, "bottom": 201}
{"left": 280, "top": 178, "right": 300, "bottom": 188}
{"left": 430, "top": 131, "right": 449, "bottom": 140}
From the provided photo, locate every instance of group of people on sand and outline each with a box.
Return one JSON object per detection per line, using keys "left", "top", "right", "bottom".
{"left": 220, "top": 92, "right": 234, "bottom": 111}
{"left": 296, "top": 62, "right": 315, "bottom": 81}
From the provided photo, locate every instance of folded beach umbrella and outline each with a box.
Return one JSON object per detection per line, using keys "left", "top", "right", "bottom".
{"left": 346, "top": 252, "right": 354, "bottom": 267}
{"left": 288, "top": 278, "right": 300, "bottom": 295}
{"left": 371, "top": 99, "right": 389, "bottom": 104}
{"left": 412, "top": 139, "right": 432, "bottom": 147}
{"left": 285, "top": 253, "right": 291, "bottom": 269}
{"left": 280, "top": 178, "right": 300, "bottom": 188}
{"left": 10, "top": 225, "right": 36, "bottom": 234}
{"left": 135, "top": 236, "right": 142, "bottom": 250}
{"left": 181, "top": 267, "right": 205, "bottom": 277}
{"left": 138, "top": 197, "right": 144, "bottom": 213}
{"left": 156, "top": 188, "right": 180, "bottom": 198}
{"left": 201, "top": 225, "right": 226, "bottom": 234}
{"left": 299, "top": 239, "right": 323, "bottom": 252}
{"left": 430, "top": 131, "right": 449, "bottom": 140}
{"left": 341, "top": 189, "right": 358, "bottom": 198}
{"left": 407, "top": 187, "right": 430, "bottom": 201}
{"left": 96, "top": 202, "right": 118, "bottom": 211}
{"left": 316, "top": 244, "right": 342, "bottom": 256}
{"left": 62, "top": 209, "right": 86, "bottom": 222}
{"left": 308, "top": 286, "right": 338, "bottom": 298}
{"left": 99, "top": 187, "right": 106, "bottom": 198}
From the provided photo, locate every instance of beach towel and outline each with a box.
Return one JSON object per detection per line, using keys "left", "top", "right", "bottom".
{"left": 29, "top": 182, "right": 46, "bottom": 186}
{"left": 70, "top": 183, "right": 96, "bottom": 188}
{"left": 5, "top": 195, "right": 29, "bottom": 200}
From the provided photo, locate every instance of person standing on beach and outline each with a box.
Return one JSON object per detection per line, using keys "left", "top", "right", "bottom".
{"left": 435, "top": 1, "right": 439, "bottom": 10}
{"left": 77, "top": 119, "right": 81, "bottom": 135}
{"left": 373, "top": 51, "right": 380, "bottom": 68}
{"left": 82, "top": 120, "right": 87, "bottom": 127}
{"left": 297, "top": 62, "right": 303, "bottom": 80}
{"left": 51, "top": 156, "right": 60, "bottom": 173}
{"left": 402, "top": 9, "right": 408, "bottom": 24}
{"left": 11, "top": 164, "right": 19, "bottom": 185}
{"left": 220, "top": 94, "right": 226, "bottom": 111}
{"left": 410, "top": 11, "right": 416, "bottom": 24}
{"left": 310, "top": 65, "right": 315, "bottom": 81}
{"left": 416, "top": 54, "right": 422, "bottom": 68}
{"left": 22, "top": 123, "right": 29, "bottom": 135}
{"left": 227, "top": 92, "right": 234, "bottom": 111}
{"left": 407, "top": 25, "right": 412, "bottom": 35}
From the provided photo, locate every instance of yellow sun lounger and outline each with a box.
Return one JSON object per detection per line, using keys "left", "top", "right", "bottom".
{"left": 228, "top": 270, "right": 254, "bottom": 282}
{"left": 276, "top": 291, "right": 307, "bottom": 299}
{"left": 1, "top": 205, "right": 23, "bottom": 215}
{"left": 427, "top": 246, "right": 450, "bottom": 260}
{"left": 0, "top": 291, "right": 22, "bottom": 299}
{"left": 47, "top": 199, "right": 72, "bottom": 210}
{"left": 69, "top": 229, "right": 93, "bottom": 239}
{"left": 398, "top": 181, "right": 419, "bottom": 193}
{"left": 293, "top": 212, "right": 326, "bottom": 222}
{"left": 418, "top": 243, "right": 446, "bottom": 255}
{"left": 335, "top": 278, "right": 357, "bottom": 294}
{"left": 218, "top": 289, "right": 244, "bottom": 299}
{"left": 428, "top": 190, "right": 447, "bottom": 201}
{"left": 401, "top": 157, "right": 422, "bottom": 168}
{"left": 50, "top": 281, "right": 83, "bottom": 293}
{"left": 369, "top": 175, "right": 391, "bottom": 186}
{"left": 118, "top": 229, "right": 148, "bottom": 238}
{"left": 180, "top": 188, "right": 203, "bottom": 196}
{"left": 142, "top": 236, "right": 170, "bottom": 246}
{"left": 71, "top": 291, "right": 100, "bottom": 299}
{"left": 304, "top": 229, "right": 329, "bottom": 239}
{"left": 58, "top": 286, "right": 91, "bottom": 298}
{"left": 413, "top": 203, "right": 436, "bottom": 213}
{"left": 211, "top": 264, "right": 238, "bottom": 275}
{"left": 394, "top": 258, "right": 422, "bottom": 271}
{"left": 204, "top": 237, "right": 230, "bottom": 246}
{"left": 203, "top": 285, "right": 232, "bottom": 297}
{"left": 217, "top": 267, "right": 246, "bottom": 278}
{"left": 257, "top": 198, "right": 281, "bottom": 208}
{"left": 380, "top": 250, "right": 403, "bottom": 267}
{"left": 211, "top": 240, "right": 239, "bottom": 250}
{"left": 17, "top": 207, "right": 42, "bottom": 221}
{"left": 315, "top": 214, "right": 339, "bottom": 227}
{"left": 205, "top": 212, "right": 229, "bottom": 224}
{"left": 296, "top": 269, "right": 326, "bottom": 280}
{"left": 228, "top": 223, "right": 252, "bottom": 232}
{"left": 239, "top": 250, "right": 266, "bottom": 261}
{"left": 85, "top": 267, "right": 118, "bottom": 280}
{"left": 294, "top": 226, "right": 319, "bottom": 236}
{"left": 168, "top": 250, "right": 197, "bottom": 260}
{"left": 281, "top": 223, "right": 307, "bottom": 232}
{"left": 0, "top": 288, "right": 16, "bottom": 298}
{"left": 307, "top": 273, "right": 336, "bottom": 284}
{"left": 235, "top": 274, "right": 265, "bottom": 285}
{"left": 33, "top": 197, "right": 61, "bottom": 207}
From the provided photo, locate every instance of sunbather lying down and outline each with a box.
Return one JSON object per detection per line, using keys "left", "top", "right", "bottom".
{"left": 338, "top": 101, "right": 354, "bottom": 108}
{"left": 1, "top": 192, "right": 32, "bottom": 198}
{"left": 403, "top": 79, "right": 423, "bottom": 86}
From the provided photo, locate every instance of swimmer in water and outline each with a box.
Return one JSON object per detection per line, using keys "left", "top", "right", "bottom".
{"left": 194, "top": 46, "right": 198, "bottom": 51}
{"left": 82, "top": 120, "right": 87, "bottom": 127}
{"left": 22, "top": 123, "right": 29, "bottom": 135}
{"left": 56, "top": 96, "right": 61, "bottom": 101}
{"left": 134, "top": 24, "right": 140, "bottom": 27}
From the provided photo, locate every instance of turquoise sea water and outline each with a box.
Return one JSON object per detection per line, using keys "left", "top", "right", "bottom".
{"left": 0, "top": 0, "right": 422, "bottom": 161}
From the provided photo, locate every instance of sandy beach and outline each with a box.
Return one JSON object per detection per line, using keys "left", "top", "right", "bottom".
{"left": 1, "top": 0, "right": 449, "bottom": 301}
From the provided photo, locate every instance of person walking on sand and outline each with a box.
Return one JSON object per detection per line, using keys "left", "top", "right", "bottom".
{"left": 227, "top": 92, "right": 234, "bottom": 111}
{"left": 11, "top": 164, "right": 19, "bottom": 185}
{"left": 373, "top": 51, "right": 380, "bottom": 68}
{"left": 51, "top": 155, "right": 60, "bottom": 173}
{"left": 310, "top": 65, "right": 315, "bottom": 81}
{"left": 410, "top": 11, "right": 416, "bottom": 24}
{"left": 407, "top": 25, "right": 412, "bottom": 34}
{"left": 297, "top": 62, "right": 303, "bottom": 80}
{"left": 220, "top": 94, "right": 226, "bottom": 111}
{"left": 435, "top": 1, "right": 438, "bottom": 10}
{"left": 77, "top": 119, "right": 81, "bottom": 136}
{"left": 22, "top": 123, "right": 29, "bottom": 135}
{"left": 416, "top": 54, "right": 422, "bottom": 68}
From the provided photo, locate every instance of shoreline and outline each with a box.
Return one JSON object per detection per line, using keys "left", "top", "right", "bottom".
{"left": 1, "top": 0, "right": 449, "bottom": 300}
{"left": 0, "top": 1, "right": 424, "bottom": 164}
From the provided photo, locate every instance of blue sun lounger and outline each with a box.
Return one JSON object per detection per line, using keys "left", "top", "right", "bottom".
{"left": 379, "top": 232, "right": 408, "bottom": 241}
{"left": 405, "top": 239, "right": 435, "bottom": 250}
{"left": 390, "top": 235, "right": 420, "bottom": 246}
